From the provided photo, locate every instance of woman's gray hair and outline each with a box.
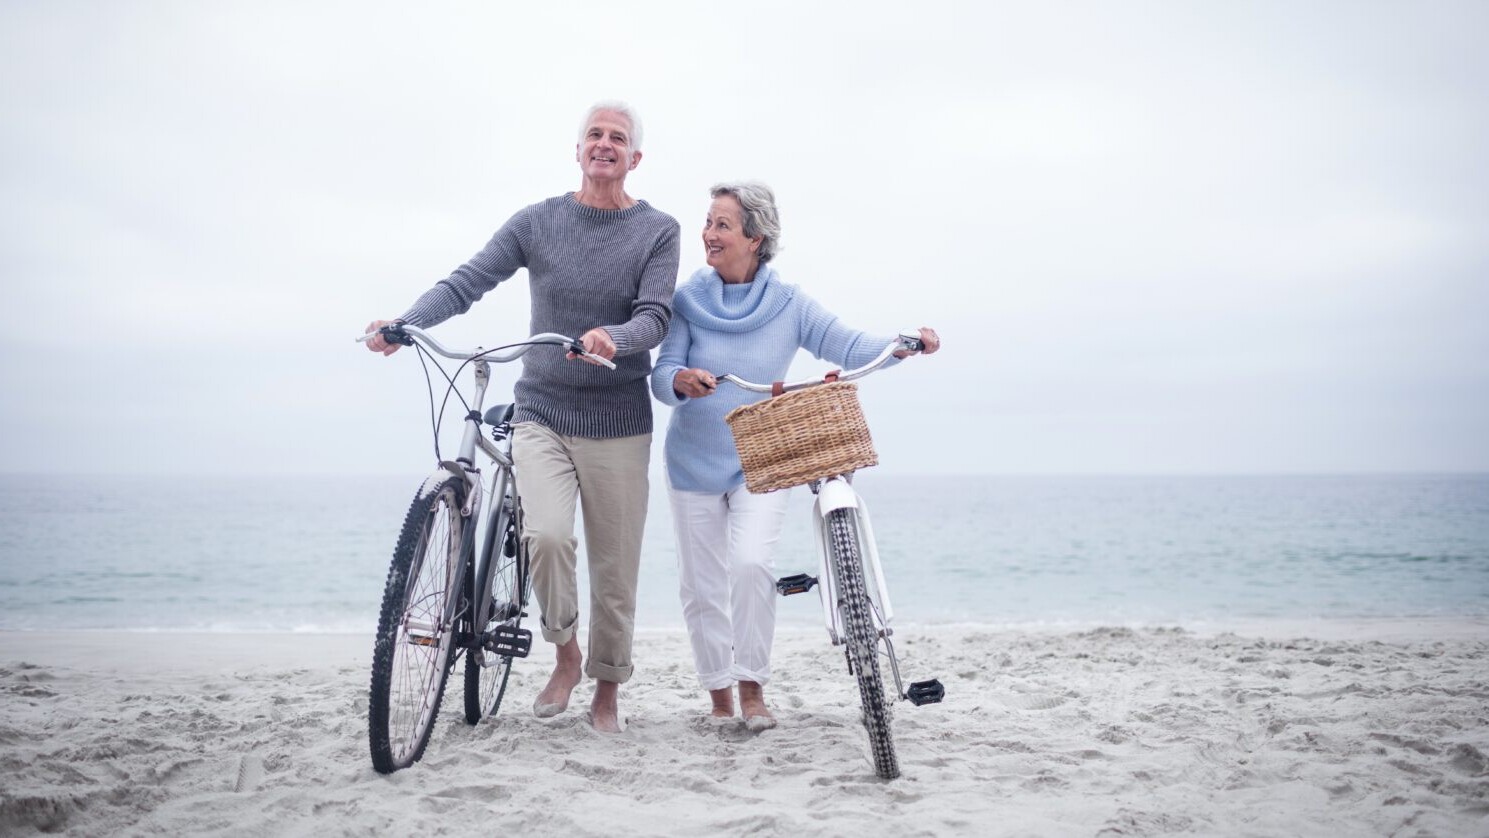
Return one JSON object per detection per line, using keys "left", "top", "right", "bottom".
{"left": 711, "top": 181, "right": 781, "bottom": 263}
{"left": 578, "top": 100, "right": 644, "bottom": 152}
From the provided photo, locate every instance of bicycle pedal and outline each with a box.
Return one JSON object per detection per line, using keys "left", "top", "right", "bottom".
{"left": 775, "top": 573, "right": 818, "bottom": 596}
{"left": 907, "top": 678, "right": 945, "bottom": 706}
{"left": 486, "top": 626, "right": 532, "bottom": 658}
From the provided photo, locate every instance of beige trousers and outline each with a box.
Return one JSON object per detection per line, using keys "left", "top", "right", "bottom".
{"left": 511, "top": 423, "right": 651, "bottom": 684}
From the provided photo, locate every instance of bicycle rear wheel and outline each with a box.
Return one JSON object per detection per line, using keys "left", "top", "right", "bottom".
{"left": 464, "top": 480, "right": 527, "bottom": 723}
{"left": 368, "top": 474, "right": 467, "bottom": 774}
{"left": 826, "top": 507, "right": 899, "bottom": 780}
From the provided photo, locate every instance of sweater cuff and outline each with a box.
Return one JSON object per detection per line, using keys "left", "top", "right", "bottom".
{"left": 651, "top": 364, "right": 687, "bottom": 406}
{"left": 607, "top": 325, "right": 633, "bottom": 357}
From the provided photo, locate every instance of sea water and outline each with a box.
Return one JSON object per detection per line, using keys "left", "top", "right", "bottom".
{"left": 0, "top": 473, "right": 1485, "bottom": 633}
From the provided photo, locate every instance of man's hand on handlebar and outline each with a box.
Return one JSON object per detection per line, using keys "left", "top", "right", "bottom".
{"left": 364, "top": 319, "right": 405, "bottom": 356}
{"left": 894, "top": 326, "right": 941, "bottom": 359}
{"left": 569, "top": 327, "right": 617, "bottom": 366}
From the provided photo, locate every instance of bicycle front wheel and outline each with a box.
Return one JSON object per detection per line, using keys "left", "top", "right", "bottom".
{"left": 827, "top": 507, "right": 899, "bottom": 780}
{"left": 368, "top": 474, "right": 467, "bottom": 774}
{"left": 464, "top": 481, "right": 527, "bottom": 723}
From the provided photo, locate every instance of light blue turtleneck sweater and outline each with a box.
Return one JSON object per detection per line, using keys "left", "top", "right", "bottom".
{"left": 650, "top": 264, "right": 897, "bottom": 493}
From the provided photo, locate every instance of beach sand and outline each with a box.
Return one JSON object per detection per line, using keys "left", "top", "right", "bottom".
{"left": 2, "top": 621, "right": 1487, "bottom": 837}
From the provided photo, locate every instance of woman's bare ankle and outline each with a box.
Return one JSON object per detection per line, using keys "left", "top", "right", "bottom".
{"left": 709, "top": 686, "right": 735, "bottom": 717}
{"left": 738, "top": 681, "right": 771, "bottom": 718}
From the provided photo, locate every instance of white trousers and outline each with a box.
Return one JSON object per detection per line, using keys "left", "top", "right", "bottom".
{"left": 669, "top": 484, "right": 792, "bottom": 690}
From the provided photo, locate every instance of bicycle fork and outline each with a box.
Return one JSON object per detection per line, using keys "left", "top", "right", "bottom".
{"left": 777, "top": 477, "right": 945, "bottom": 707}
{"left": 809, "top": 478, "right": 891, "bottom": 644}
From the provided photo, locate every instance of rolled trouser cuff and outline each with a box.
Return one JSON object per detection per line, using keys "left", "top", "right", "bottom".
{"left": 696, "top": 668, "right": 735, "bottom": 691}
{"left": 731, "top": 664, "right": 770, "bottom": 687}
{"left": 541, "top": 614, "right": 578, "bottom": 646}
{"left": 586, "top": 658, "right": 634, "bottom": 684}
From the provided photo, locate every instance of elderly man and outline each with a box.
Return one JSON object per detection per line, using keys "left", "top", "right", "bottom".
{"left": 366, "top": 100, "right": 680, "bottom": 732}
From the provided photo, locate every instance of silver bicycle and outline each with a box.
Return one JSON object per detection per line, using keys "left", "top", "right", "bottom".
{"left": 356, "top": 323, "right": 613, "bottom": 774}
{"left": 721, "top": 333, "right": 944, "bottom": 781}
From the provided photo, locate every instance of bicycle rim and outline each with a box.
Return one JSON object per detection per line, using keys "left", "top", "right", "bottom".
{"left": 827, "top": 507, "right": 900, "bottom": 780}
{"left": 369, "top": 476, "right": 465, "bottom": 773}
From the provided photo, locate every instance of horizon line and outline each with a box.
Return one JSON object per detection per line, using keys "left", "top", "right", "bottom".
{"left": 2, "top": 469, "right": 1486, "bottom": 479}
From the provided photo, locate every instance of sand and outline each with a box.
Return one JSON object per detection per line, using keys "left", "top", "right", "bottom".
{"left": 2, "top": 621, "right": 1487, "bottom": 837}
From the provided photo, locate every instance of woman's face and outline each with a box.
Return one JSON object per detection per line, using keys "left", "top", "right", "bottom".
{"left": 702, "top": 195, "right": 761, "bottom": 280}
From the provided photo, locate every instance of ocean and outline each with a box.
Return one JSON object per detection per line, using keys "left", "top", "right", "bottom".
{"left": 1, "top": 473, "right": 1485, "bottom": 633}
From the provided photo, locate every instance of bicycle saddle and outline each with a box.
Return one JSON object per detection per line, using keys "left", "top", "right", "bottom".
{"left": 483, "top": 403, "right": 516, "bottom": 426}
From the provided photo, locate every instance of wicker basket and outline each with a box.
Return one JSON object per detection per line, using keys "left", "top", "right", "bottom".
{"left": 725, "top": 382, "right": 878, "bottom": 493}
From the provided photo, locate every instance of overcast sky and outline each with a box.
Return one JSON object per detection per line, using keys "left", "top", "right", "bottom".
{"left": 2, "top": 1, "right": 1485, "bottom": 476}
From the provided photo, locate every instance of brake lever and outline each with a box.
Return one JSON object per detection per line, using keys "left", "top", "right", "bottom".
{"left": 567, "top": 341, "right": 617, "bottom": 370}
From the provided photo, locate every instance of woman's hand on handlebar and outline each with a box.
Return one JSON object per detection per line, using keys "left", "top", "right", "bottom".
{"left": 894, "top": 326, "right": 941, "bottom": 359}
{"left": 568, "top": 327, "right": 616, "bottom": 366}
{"left": 673, "top": 367, "right": 718, "bottom": 399}
{"left": 364, "top": 319, "right": 403, "bottom": 356}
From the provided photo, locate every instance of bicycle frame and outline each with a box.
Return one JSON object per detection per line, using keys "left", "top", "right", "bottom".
{"left": 409, "top": 338, "right": 511, "bottom": 651}
{"left": 720, "top": 333, "right": 922, "bottom": 701}
{"left": 364, "top": 325, "right": 613, "bottom": 659}
{"left": 390, "top": 327, "right": 616, "bottom": 648}
{"left": 715, "top": 331, "right": 945, "bottom": 780}
{"left": 362, "top": 324, "right": 617, "bottom": 771}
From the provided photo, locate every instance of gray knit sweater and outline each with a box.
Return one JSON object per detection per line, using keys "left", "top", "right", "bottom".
{"left": 400, "top": 193, "right": 681, "bottom": 438}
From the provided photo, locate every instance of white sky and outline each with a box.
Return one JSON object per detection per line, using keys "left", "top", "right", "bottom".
{"left": 1, "top": 1, "right": 1485, "bottom": 476}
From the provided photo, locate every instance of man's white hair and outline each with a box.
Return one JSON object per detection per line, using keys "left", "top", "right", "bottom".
{"left": 578, "top": 100, "right": 643, "bottom": 152}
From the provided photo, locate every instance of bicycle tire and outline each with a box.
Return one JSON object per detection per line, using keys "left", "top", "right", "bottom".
{"left": 463, "top": 473, "right": 526, "bottom": 723}
{"left": 368, "top": 474, "right": 467, "bottom": 774}
{"left": 827, "top": 507, "right": 900, "bottom": 780}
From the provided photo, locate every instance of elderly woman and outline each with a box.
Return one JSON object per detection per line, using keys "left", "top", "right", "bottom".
{"left": 650, "top": 182, "right": 939, "bottom": 729}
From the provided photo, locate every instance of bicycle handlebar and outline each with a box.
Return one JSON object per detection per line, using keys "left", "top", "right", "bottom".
{"left": 719, "top": 332, "right": 923, "bottom": 394}
{"left": 356, "top": 323, "right": 618, "bottom": 370}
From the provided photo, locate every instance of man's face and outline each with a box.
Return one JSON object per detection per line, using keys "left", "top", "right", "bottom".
{"left": 576, "top": 109, "right": 640, "bottom": 183}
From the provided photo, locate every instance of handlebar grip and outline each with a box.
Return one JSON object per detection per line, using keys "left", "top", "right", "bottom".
{"left": 382, "top": 324, "right": 414, "bottom": 346}
{"left": 354, "top": 324, "right": 413, "bottom": 345}
{"left": 568, "top": 341, "right": 618, "bottom": 370}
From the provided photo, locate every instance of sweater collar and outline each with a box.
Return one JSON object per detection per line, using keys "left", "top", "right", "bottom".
{"left": 563, "top": 192, "right": 652, "bottom": 219}
{"left": 675, "top": 263, "right": 795, "bottom": 333}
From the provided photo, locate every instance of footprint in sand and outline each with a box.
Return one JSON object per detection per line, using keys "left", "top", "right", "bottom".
{"left": 233, "top": 755, "right": 264, "bottom": 793}
{"left": 993, "top": 692, "right": 1069, "bottom": 711}
{"left": 688, "top": 716, "right": 756, "bottom": 742}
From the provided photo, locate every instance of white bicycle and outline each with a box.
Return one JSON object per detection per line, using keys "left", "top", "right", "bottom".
{"left": 720, "top": 333, "right": 944, "bottom": 781}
